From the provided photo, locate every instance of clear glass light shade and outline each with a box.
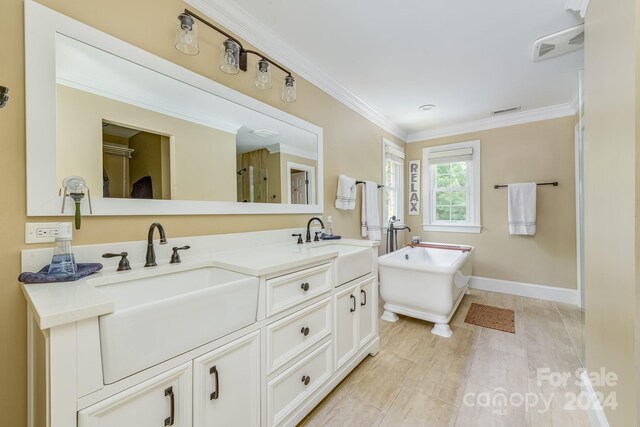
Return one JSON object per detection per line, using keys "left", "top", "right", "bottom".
{"left": 174, "top": 14, "right": 199, "bottom": 55}
{"left": 255, "top": 59, "right": 272, "bottom": 90}
{"left": 220, "top": 39, "right": 241, "bottom": 75}
{"left": 281, "top": 75, "right": 296, "bottom": 103}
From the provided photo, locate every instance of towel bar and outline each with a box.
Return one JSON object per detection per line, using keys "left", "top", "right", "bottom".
{"left": 493, "top": 181, "right": 558, "bottom": 189}
{"left": 355, "top": 181, "right": 384, "bottom": 188}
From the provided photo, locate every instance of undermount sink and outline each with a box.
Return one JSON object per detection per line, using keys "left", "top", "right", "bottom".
{"left": 95, "top": 267, "right": 259, "bottom": 384}
{"left": 308, "top": 244, "right": 373, "bottom": 286}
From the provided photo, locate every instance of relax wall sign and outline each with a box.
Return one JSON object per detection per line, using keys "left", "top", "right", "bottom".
{"left": 409, "top": 160, "right": 420, "bottom": 216}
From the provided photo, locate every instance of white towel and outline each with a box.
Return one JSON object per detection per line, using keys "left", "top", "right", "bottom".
{"left": 361, "top": 181, "right": 381, "bottom": 241}
{"left": 335, "top": 175, "right": 356, "bottom": 210}
{"left": 508, "top": 183, "right": 537, "bottom": 235}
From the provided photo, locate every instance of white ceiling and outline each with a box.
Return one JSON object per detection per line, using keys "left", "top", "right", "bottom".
{"left": 214, "top": 0, "right": 584, "bottom": 140}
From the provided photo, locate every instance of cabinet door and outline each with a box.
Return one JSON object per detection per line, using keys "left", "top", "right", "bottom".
{"left": 78, "top": 363, "right": 192, "bottom": 427}
{"left": 359, "top": 278, "right": 377, "bottom": 347}
{"left": 193, "top": 331, "right": 260, "bottom": 427}
{"left": 334, "top": 284, "right": 359, "bottom": 369}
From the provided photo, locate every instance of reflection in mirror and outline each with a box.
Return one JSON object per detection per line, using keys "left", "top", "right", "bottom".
{"left": 55, "top": 33, "right": 318, "bottom": 205}
{"left": 102, "top": 122, "right": 171, "bottom": 200}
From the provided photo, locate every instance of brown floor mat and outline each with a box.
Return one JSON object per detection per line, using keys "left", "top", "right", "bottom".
{"left": 464, "top": 302, "right": 515, "bottom": 333}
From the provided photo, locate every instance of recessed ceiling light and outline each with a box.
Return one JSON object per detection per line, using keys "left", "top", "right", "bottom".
{"left": 418, "top": 104, "right": 436, "bottom": 111}
{"left": 250, "top": 128, "right": 280, "bottom": 138}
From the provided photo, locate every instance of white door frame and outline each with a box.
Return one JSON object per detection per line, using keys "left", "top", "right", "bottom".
{"left": 286, "top": 162, "right": 315, "bottom": 205}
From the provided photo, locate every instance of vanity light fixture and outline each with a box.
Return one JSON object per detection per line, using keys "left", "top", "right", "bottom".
{"left": 255, "top": 59, "right": 272, "bottom": 90}
{"left": 282, "top": 75, "right": 296, "bottom": 103}
{"left": 175, "top": 14, "right": 199, "bottom": 55}
{"left": 0, "top": 86, "right": 9, "bottom": 108}
{"left": 175, "top": 9, "right": 296, "bottom": 102}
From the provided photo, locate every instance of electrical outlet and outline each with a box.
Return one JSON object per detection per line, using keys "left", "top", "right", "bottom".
{"left": 25, "top": 222, "right": 72, "bottom": 244}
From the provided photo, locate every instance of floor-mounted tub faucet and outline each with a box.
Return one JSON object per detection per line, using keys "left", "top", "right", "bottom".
{"left": 145, "top": 222, "right": 167, "bottom": 267}
{"left": 306, "top": 217, "right": 325, "bottom": 243}
{"left": 386, "top": 216, "right": 411, "bottom": 253}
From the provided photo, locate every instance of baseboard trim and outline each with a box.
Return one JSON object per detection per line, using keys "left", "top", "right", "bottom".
{"left": 581, "top": 370, "right": 610, "bottom": 427}
{"left": 470, "top": 276, "right": 578, "bottom": 306}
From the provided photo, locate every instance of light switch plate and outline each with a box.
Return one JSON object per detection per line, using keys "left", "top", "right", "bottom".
{"left": 25, "top": 222, "right": 73, "bottom": 244}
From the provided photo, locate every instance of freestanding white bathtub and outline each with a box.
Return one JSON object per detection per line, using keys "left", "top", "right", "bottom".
{"left": 378, "top": 243, "right": 474, "bottom": 337}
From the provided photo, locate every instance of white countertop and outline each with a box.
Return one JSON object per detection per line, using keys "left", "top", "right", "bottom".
{"left": 21, "top": 235, "right": 378, "bottom": 330}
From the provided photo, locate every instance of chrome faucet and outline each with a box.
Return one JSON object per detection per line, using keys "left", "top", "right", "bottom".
{"left": 386, "top": 216, "right": 411, "bottom": 253}
{"left": 145, "top": 222, "right": 167, "bottom": 267}
{"left": 306, "top": 217, "right": 325, "bottom": 243}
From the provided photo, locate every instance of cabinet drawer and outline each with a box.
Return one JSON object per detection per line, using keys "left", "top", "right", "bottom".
{"left": 266, "top": 263, "right": 332, "bottom": 316}
{"left": 78, "top": 362, "right": 192, "bottom": 427}
{"left": 267, "top": 298, "right": 332, "bottom": 373}
{"left": 267, "top": 340, "right": 332, "bottom": 426}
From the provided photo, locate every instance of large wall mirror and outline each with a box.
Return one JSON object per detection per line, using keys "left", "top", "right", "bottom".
{"left": 25, "top": 0, "right": 323, "bottom": 216}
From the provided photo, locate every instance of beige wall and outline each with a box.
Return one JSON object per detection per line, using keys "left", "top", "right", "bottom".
{"left": 0, "top": 0, "right": 403, "bottom": 424}
{"left": 406, "top": 116, "right": 577, "bottom": 289}
{"left": 584, "top": 0, "right": 638, "bottom": 424}
{"left": 57, "top": 85, "right": 237, "bottom": 201}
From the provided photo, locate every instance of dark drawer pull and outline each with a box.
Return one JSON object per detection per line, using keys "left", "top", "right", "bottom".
{"left": 301, "top": 326, "right": 310, "bottom": 336}
{"left": 301, "top": 375, "right": 311, "bottom": 386}
{"left": 164, "top": 386, "right": 175, "bottom": 426}
{"left": 360, "top": 289, "right": 367, "bottom": 306}
{"left": 350, "top": 294, "right": 356, "bottom": 312}
{"left": 300, "top": 282, "right": 310, "bottom": 292}
{"left": 209, "top": 366, "right": 219, "bottom": 400}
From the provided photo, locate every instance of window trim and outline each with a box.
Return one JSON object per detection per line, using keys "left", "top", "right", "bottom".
{"left": 382, "top": 138, "right": 405, "bottom": 230}
{"left": 422, "top": 140, "right": 481, "bottom": 233}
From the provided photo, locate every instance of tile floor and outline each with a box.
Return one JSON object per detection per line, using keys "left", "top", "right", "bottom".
{"left": 299, "top": 290, "right": 589, "bottom": 426}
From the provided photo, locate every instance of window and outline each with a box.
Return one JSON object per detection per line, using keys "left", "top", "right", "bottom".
{"left": 423, "top": 140, "right": 481, "bottom": 233}
{"left": 382, "top": 139, "right": 405, "bottom": 227}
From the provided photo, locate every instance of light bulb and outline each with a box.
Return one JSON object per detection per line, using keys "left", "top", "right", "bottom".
{"left": 255, "top": 59, "right": 272, "bottom": 90}
{"left": 281, "top": 75, "right": 296, "bottom": 103}
{"left": 219, "top": 39, "right": 240, "bottom": 74}
{"left": 174, "top": 14, "right": 199, "bottom": 55}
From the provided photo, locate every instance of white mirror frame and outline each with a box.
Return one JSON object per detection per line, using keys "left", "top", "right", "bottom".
{"left": 25, "top": 0, "right": 323, "bottom": 216}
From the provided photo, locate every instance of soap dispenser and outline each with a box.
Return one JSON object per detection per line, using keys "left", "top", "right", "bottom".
{"left": 48, "top": 223, "right": 77, "bottom": 276}
{"left": 325, "top": 216, "right": 334, "bottom": 237}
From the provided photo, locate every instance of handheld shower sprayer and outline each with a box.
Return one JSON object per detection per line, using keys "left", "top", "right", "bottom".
{"left": 60, "top": 176, "right": 93, "bottom": 229}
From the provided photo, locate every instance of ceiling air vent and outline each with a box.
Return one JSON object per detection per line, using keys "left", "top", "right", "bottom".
{"left": 533, "top": 24, "right": 584, "bottom": 62}
{"left": 492, "top": 106, "right": 521, "bottom": 115}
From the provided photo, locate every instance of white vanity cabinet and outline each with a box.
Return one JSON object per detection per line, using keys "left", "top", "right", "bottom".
{"left": 78, "top": 362, "right": 193, "bottom": 427}
{"left": 78, "top": 330, "right": 261, "bottom": 427}
{"left": 358, "top": 277, "right": 377, "bottom": 347}
{"left": 334, "top": 277, "right": 378, "bottom": 369}
{"left": 24, "top": 236, "right": 380, "bottom": 427}
{"left": 334, "top": 283, "right": 360, "bottom": 369}
{"left": 193, "top": 331, "right": 260, "bottom": 427}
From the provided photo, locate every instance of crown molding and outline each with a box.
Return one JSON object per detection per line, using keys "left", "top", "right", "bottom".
{"left": 406, "top": 102, "right": 578, "bottom": 143}
{"left": 186, "top": 0, "right": 408, "bottom": 141}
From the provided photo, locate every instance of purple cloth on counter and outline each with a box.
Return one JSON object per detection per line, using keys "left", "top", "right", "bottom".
{"left": 320, "top": 234, "right": 342, "bottom": 240}
{"left": 18, "top": 263, "right": 103, "bottom": 284}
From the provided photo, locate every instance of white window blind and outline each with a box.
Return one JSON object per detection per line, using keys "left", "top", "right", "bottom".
{"left": 426, "top": 147, "right": 473, "bottom": 164}
{"left": 382, "top": 139, "right": 405, "bottom": 226}
{"left": 384, "top": 144, "right": 405, "bottom": 163}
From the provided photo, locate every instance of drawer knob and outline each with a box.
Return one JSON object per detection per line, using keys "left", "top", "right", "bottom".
{"left": 300, "top": 282, "right": 310, "bottom": 292}
{"left": 301, "top": 375, "right": 311, "bottom": 386}
{"left": 300, "top": 326, "right": 310, "bottom": 336}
